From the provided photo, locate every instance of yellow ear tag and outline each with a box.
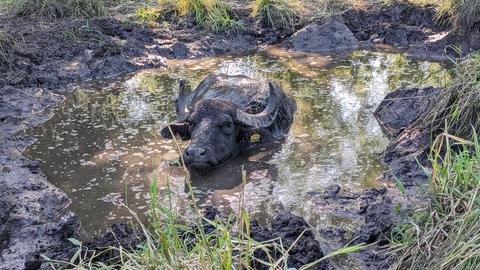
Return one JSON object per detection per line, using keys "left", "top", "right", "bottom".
{"left": 250, "top": 133, "right": 261, "bottom": 142}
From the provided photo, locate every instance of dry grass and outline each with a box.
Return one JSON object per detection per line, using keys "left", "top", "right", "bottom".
{"left": 0, "top": 0, "right": 112, "bottom": 18}
{"left": 154, "top": 0, "right": 244, "bottom": 32}
{"left": 418, "top": 51, "right": 480, "bottom": 141}
{"left": 250, "top": 0, "right": 349, "bottom": 34}
{"left": 436, "top": 0, "right": 480, "bottom": 29}
{"left": 251, "top": 0, "right": 298, "bottom": 32}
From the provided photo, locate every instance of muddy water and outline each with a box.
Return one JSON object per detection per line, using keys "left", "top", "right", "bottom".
{"left": 24, "top": 49, "right": 448, "bottom": 235}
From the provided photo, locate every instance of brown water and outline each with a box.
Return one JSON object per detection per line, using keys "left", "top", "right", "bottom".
{"left": 24, "top": 49, "right": 448, "bottom": 235}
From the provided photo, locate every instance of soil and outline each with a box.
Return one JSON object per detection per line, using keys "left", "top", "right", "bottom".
{"left": 342, "top": 3, "right": 480, "bottom": 60}
{"left": 0, "top": 1, "right": 477, "bottom": 269}
{"left": 316, "top": 186, "right": 400, "bottom": 269}
{"left": 342, "top": 4, "right": 446, "bottom": 48}
{"left": 374, "top": 86, "right": 440, "bottom": 187}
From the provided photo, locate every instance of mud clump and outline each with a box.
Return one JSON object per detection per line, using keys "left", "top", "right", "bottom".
{"left": 284, "top": 17, "right": 358, "bottom": 53}
{"left": 374, "top": 86, "right": 440, "bottom": 186}
{"left": 202, "top": 208, "right": 329, "bottom": 269}
{"left": 315, "top": 186, "right": 400, "bottom": 269}
{"left": 38, "top": 223, "right": 143, "bottom": 269}
{"left": 0, "top": 17, "right": 165, "bottom": 90}
{"left": 250, "top": 212, "right": 329, "bottom": 270}
{"left": 374, "top": 86, "right": 439, "bottom": 139}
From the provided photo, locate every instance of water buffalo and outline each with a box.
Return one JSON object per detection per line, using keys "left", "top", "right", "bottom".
{"left": 161, "top": 74, "right": 297, "bottom": 171}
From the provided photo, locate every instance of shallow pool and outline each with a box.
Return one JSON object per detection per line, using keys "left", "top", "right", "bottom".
{"left": 24, "top": 49, "right": 448, "bottom": 235}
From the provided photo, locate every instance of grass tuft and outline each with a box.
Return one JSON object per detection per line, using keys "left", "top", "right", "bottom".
{"left": 251, "top": 0, "right": 298, "bottom": 33}
{"left": 1, "top": 0, "right": 108, "bottom": 18}
{"left": 436, "top": 0, "right": 480, "bottom": 29}
{"left": 389, "top": 131, "right": 480, "bottom": 269}
{"left": 135, "top": 6, "right": 163, "bottom": 27}
{"left": 154, "top": 0, "right": 244, "bottom": 33}
{"left": 418, "top": 51, "right": 480, "bottom": 142}
{"left": 297, "top": 0, "right": 350, "bottom": 20}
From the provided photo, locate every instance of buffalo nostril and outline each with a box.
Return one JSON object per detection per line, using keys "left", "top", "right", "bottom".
{"left": 186, "top": 147, "right": 206, "bottom": 157}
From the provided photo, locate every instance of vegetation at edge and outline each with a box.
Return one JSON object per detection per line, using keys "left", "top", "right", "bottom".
{"left": 390, "top": 131, "right": 480, "bottom": 269}
{"left": 422, "top": 51, "right": 480, "bottom": 142}
{"left": 0, "top": 0, "right": 113, "bottom": 18}
{"left": 389, "top": 52, "right": 480, "bottom": 269}
{"left": 437, "top": 0, "right": 480, "bottom": 29}
{"left": 0, "top": 0, "right": 479, "bottom": 34}
{"left": 137, "top": 0, "right": 245, "bottom": 33}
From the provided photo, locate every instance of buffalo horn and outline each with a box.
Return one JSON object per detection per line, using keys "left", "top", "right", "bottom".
{"left": 235, "top": 82, "right": 279, "bottom": 128}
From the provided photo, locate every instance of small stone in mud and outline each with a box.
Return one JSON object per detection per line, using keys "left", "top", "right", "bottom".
{"left": 170, "top": 42, "right": 190, "bottom": 59}
{"left": 20, "top": 161, "right": 41, "bottom": 174}
{"left": 322, "top": 184, "right": 341, "bottom": 199}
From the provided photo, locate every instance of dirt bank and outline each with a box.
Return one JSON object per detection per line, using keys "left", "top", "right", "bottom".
{"left": 0, "top": 2, "right": 476, "bottom": 269}
{"left": 374, "top": 86, "right": 440, "bottom": 187}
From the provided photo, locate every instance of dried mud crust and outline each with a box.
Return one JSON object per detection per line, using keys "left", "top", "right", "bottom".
{"left": 342, "top": 3, "right": 480, "bottom": 60}
{"left": 283, "top": 3, "right": 474, "bottom": 61}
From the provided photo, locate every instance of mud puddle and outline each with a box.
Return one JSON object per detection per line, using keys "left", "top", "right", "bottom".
{"left": 23, "top": 49, "right": 448, "bottom": 235}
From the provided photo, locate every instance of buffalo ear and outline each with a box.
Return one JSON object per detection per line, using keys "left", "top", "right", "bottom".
{"left": 160, "top": 123, "right": 191, "bottom": 140}
{"left": 160, "top": 125, "right": 175, "bottom": 139}
{"left": 237, "top": 127, "right": 254, "bottom": 147}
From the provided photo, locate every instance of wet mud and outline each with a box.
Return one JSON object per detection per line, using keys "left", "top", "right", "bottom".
{"left": 375, "top": 86, "right": 440, "bottom": 187}
{"left": 0, "top": 1, "right": 476, "bottom": 269}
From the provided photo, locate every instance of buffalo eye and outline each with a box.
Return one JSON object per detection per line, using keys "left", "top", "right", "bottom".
{"left": 218, "top": 121, "right": 233, "bottom": 135}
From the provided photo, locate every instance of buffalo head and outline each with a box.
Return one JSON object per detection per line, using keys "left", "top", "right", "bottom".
{"left": 161, "top": 77, "right": 279, "bottom": 171}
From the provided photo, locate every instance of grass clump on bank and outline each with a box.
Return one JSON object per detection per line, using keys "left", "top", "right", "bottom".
{"left": 151, "top": 0, "right": 244, "bottom": 33}
{"left": 0, "top": 0, "right": 109, "bottom": 18}
{"left": 251, "top": 0, "right": 298, "bottom": 33}
{"left": 389, "top": 52, "right": 480, "bottom": 269}
{"left": 250, "top": 0, "right": 350, "bottom": 33}
{"left": 421, "top": 51, "right": 480, "bottom": 141}
{"left": 389, "top": 132, "right": 480, "bottom": 269}
{"left": 436, "top": 0, "right": 480, "bottom": 29}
